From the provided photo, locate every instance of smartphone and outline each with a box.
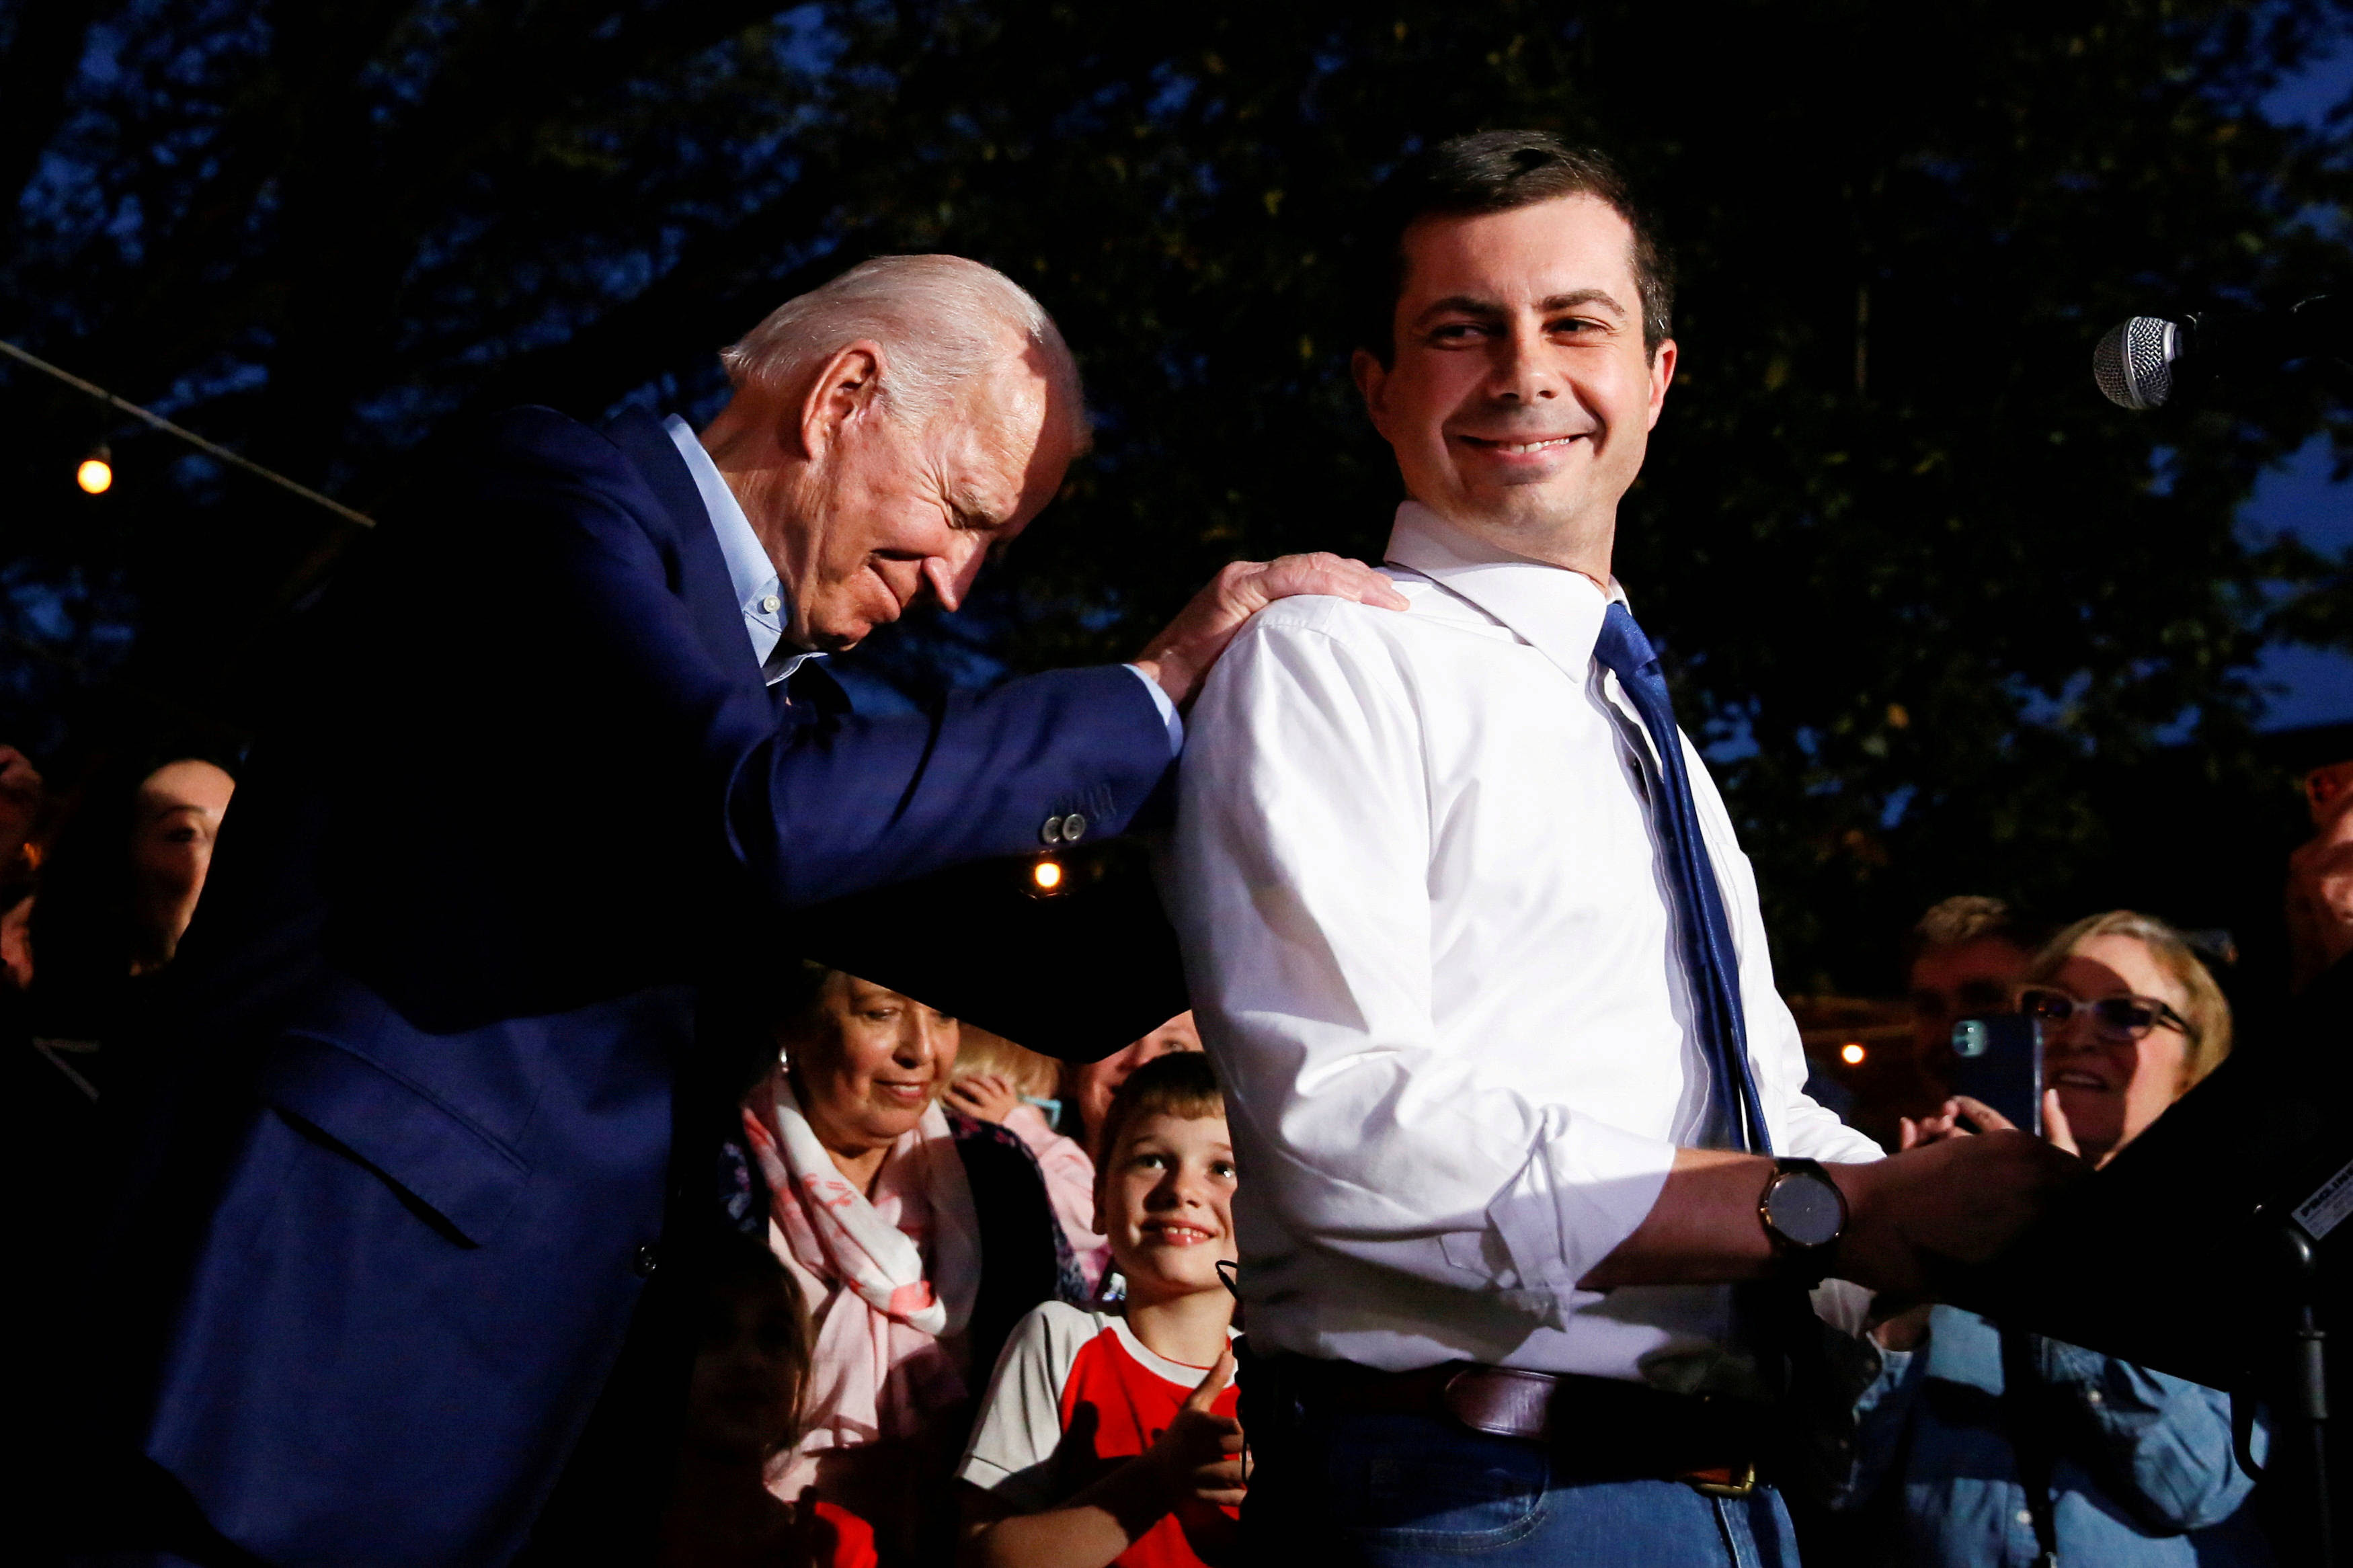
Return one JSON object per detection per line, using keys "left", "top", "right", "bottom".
{"left": 1949, "top": 1014, "right": 2042, "bottom": 1135}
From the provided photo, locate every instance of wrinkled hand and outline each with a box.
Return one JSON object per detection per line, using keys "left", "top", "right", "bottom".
{"left": 945, "top": 1071, "right": 1024, "bottom": 1125}
{"left": 1148, "top": 1344, "right": 1248, "bottom": 1508}
{"left": 1134, "top": 556, "right": 1408, "bottom": 710}
{"left": 1835, "top": 1124, "right": 2084, "bottom": 1297}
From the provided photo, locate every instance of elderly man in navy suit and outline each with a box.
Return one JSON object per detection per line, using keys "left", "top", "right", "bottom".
{"left": 82, "top": 254, "right": 1402, "bottom": 1567}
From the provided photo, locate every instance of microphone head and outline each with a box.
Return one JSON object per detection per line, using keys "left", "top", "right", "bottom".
{"left": 2093, "top": 316, "right": 2181, "bottom": 410}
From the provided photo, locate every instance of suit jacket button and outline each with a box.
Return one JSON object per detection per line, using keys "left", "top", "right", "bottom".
{"left": 632, "top": 1244, "right": 660, "bottom": 1278}
{"left": 1040, "top": 815, "right": 1065, "bottom": 845}
{"left": 1061, "top": 813, "right": 1086, "bottom": 842}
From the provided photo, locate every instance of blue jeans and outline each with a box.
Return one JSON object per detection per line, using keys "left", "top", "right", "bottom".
{"left": 1246, "top": 1409, "right": 1801, "bottom": 1567}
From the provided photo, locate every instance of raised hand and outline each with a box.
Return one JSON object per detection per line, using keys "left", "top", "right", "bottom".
{"left": 1148, "top": 1344, "right": 1248, "bottom": 1508}
{"left": 2040, "top": 1087, "right": 2083, "bottom": 1161}
{"left": 946, "top": 1071, "right": 1024, "bottom": 1125}
{"left": 1131, "top": 555, "right": 1408, "bottom": 710}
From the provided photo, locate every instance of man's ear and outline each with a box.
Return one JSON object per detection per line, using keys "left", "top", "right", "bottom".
{"left": 1351, "top": 347, "right": 1390, "bottom": 432}
{"left": 797, "top": 340, "right": 887, "bottom": 461}
{"left": 1643, "top": 339, "right": 1677, "bottom": 432}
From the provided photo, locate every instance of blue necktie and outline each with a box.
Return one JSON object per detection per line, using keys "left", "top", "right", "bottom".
{"left": 1591, "top": 602, "right": 1773, "bottom": 1156}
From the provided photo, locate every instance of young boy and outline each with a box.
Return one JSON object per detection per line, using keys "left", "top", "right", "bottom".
{"left": 955, "top": 1051, "right": 1244, "bottom": 1568}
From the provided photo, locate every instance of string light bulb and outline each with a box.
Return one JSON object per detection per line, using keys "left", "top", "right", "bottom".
{"left": 77, "top": 444, "right": 113, "bottom": 495}
{"left": 1031, "top": 858, "right": 1064, "bottom": 893}
{"left": 1839, "top": 1042, "right": 1867, "bottom": 1065}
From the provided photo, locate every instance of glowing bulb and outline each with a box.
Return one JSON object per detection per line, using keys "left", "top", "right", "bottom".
{"left": 77, "top": 456, "right": 113, "bottom": 494}
{"left": 1031, "top": 860, "right": 1063, "bottom": 892}
{"left": 1839, "top": 1042, "right": 1866, "bottom": 1066}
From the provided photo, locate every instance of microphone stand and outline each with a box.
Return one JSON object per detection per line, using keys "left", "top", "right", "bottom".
{"left": 2246, "top": 1222, "right": 2338, "bottom": 1567}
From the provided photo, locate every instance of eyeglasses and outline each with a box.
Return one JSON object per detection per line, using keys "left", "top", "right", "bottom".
{"left": 2017, "top": 986, "right": 2190, "bottom": 1044}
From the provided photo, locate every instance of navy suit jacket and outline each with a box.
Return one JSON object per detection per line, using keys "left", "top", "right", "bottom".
{"left": 121, "top": 408, "right": 1174, "bottom": 1566}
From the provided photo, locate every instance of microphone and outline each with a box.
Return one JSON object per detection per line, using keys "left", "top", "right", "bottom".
{"left": 2091, "top": 294, "right": 2352, "bottom": 410}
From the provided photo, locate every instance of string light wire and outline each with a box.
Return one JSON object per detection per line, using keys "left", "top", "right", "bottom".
{"left": 0, "top": 337, "right": 374, "bottom": 528}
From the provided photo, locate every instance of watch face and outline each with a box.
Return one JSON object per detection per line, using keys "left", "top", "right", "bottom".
{"left": 1767, "top": 1171, "right": 1844, "bottom": 1249}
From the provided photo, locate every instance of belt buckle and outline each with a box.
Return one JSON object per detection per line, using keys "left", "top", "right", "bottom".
{"left": 1689, "top": 1460, "right": 1759, "bottom": 1499}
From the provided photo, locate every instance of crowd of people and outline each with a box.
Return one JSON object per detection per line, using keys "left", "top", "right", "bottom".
{"left": 15, "top": 128, "right": 2353, "bottom": 1568}
{"left": 9, "top": 708, "right": 2348, "bottom": 1567}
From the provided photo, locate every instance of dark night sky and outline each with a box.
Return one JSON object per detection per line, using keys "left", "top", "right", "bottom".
{"left": 2249, "top": 34, "right": 2353, "bottom": 730}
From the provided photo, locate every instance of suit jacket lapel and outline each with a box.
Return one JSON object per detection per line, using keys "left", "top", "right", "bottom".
{"left": 602, "top": 411, "right": 758, "bottom": 679}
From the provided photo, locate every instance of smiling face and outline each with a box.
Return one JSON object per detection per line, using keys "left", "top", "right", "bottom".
{"left": 2036, "top": 933, "right": 2195, "bottom": 1164}
{"left": 1094, "top": 1110, "right": 1238, "bottom": 1305}
{"left": 720, "top": 345, "right": 1080, "bottom": 654}
{"left": 785, "top": 973, "right": 959, "bottom": 1166}
{"left": 1353, "top": 194, "right": 1675, "bottom": 571}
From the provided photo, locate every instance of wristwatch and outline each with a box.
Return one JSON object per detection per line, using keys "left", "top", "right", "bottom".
{"left": 1758, "top": 1157, "right": 1847, "bottom": 1284}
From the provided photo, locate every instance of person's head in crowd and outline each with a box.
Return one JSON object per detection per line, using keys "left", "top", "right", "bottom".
{"left": 2021, "top": 909, "right": 2231, "bottom": 1168}
{"left": 2287, "top": 748, "right": 2353, "bottom": 989}
{"left": 775, "top": 962, "right": 960, "bottom": 1191}
{"left": 943, "top": 1024, "right": 1060, "bottom": 1126}
{"left": 1905, "top": 895, "right": 2035, "bottom": 1070}
{"left": 29, "top": 753, "right": 236, "bottom": 1030}
{"left": 751, "top": 960, "right": 1071, "bottom": 1561}
{"left": 658, "top": 1241, "right": 880, "bottom": 1568}
{"left": 0, "top": 744, "right": 45, "bottom": 885}
{"left": 1090, "top": 1050, "right": 1238, "bottom": 1309}
{"left": 699, "top": 254, "right": 1090, "bottom": 655}
{"left": 1349, "top": 131, "right": 1674, "bottom": 563}
{"left": 1062, "top": 1011, "right": 1204, "bottom": 1159}
{"left": 128, "top": 759, "right": 237, "bottom": 968}
{"left": 683, "top": 1240, "right": 813, "bottom": 1467}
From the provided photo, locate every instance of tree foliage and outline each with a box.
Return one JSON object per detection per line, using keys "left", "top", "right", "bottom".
{"left": 3, "top": 0, "right": 2349, "bottom": 986}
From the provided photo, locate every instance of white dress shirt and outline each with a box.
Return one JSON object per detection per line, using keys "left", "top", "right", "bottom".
{"left": 1164, "top": 501, "right": 1880, "bottom": 1392}
{"left": 662, "top": 413, "right": 1181, "bottom": 745}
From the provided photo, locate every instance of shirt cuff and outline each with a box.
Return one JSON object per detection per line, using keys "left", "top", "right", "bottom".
{"left": 1485, "top": 1109, "right": 1679, "bottom": 1325}
{"left": 1124, "top": 663, "right": 1185, "bottom": 754}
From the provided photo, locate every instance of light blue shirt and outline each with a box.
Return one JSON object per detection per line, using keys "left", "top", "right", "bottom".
{"left": 663, "top": 415, "right": 821, "bottom": 688}
{"left": 662, "top": 413, "right": 1179, "bottom": 747}
{"left": 1833, "top": 1306, "right": 2268, "bottom": 1567}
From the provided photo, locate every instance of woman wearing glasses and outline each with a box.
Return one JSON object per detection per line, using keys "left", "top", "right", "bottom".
{"left": 1827, "top": 911, "right": 2271, "bottom": 1567}
{"left": 2014, "top": 910, "right": 2233, "bottom": 1169}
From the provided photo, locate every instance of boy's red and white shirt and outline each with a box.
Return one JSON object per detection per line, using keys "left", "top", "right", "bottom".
{"left": 958, "top": 1302, "right": 1240, "bottom": 1568}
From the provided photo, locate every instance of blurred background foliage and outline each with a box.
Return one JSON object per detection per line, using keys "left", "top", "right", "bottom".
{"left": 2, "top": 0, "right": 2350, "bottom": 993}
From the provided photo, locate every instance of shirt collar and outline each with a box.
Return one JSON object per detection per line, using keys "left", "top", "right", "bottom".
{"left": 662, "top": 414, "right": 822, "bottom": 685}
{"left": 1382, "top": 501, "right": 1630, "bottom": 686}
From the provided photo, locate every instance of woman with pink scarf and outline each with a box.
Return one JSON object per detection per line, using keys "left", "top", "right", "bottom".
{"left": 742, "top": 966, "right": 1080, "bottom": 1566}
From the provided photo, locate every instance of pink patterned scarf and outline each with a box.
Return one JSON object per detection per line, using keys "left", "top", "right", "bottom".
{"left": 742, "top": 1067, "right": 980, "bottom": 1489}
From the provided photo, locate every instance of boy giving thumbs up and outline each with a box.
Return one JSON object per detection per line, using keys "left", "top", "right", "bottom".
{"left": 957, "top": 1053, "right": 1246, "bottom": 1568}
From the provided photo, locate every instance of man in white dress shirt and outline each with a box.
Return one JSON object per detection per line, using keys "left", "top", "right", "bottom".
{"left": 1164, "top": 133, "right": 2077, "bottom": 1565}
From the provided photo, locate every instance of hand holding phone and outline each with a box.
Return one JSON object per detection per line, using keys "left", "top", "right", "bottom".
{"left": 1948, "top": 1014, "right": 2042, "bottom": 1136}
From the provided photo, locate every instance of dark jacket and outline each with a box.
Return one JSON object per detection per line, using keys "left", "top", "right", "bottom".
{"left": 102, "top": 407, "right": 1171, "bottom": 1567}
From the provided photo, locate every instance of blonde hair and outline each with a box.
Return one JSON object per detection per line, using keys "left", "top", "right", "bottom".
{"left": 2027, "top": 909, "right": 2233, "bottom": 1092}
{"left": 950, "top": 1026, "right": 1061, "bottom": 1102}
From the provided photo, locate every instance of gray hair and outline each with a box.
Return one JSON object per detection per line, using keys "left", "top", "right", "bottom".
{"left": 720, "top": 254, "right": 1086, "bottom": 442}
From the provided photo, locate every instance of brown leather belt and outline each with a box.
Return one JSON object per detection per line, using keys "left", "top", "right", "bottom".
{"left": 1295, "top": 1358, "right": 1765, "bottom": 1498}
